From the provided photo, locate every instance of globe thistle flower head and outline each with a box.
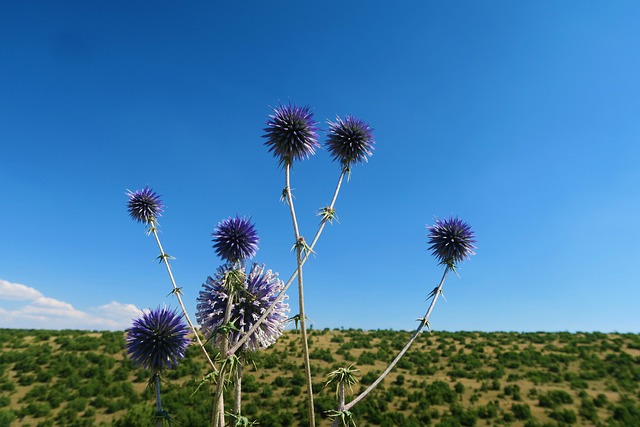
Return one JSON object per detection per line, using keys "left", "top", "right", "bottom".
{"left": 263, "top": 103, "right": 320, "bottom": 167}
{"left": 126, "top": 186, "right": 164, "bottom": 224}
{"left": 196, "top": 263, "right": 289, "bottom": 352}
{"left": 212, "top": 216, "right": 259, "bottom": 264}
{"left": 326, "top": 115, "right": 374, "bottom": 168}
{"left": 125, "top": 306, "right": 190, "bottom": 374}
{"left": 427, "top": 216, "right": 476, "bottom": 267}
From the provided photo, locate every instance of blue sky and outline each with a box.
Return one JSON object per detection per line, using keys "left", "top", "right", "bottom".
{"left": 1, "top": 1, "right": 639, "bottom": 332}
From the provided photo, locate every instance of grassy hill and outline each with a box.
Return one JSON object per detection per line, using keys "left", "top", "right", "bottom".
{"left": 1, "top": 328, "right": 639, "bottom": 426}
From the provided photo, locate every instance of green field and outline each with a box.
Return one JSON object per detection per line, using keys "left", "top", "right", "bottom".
{"left": 1, "top": 328, "right": 639, "bottom": 426}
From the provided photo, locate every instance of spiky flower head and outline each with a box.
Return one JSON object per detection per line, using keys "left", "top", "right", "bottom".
{"left": 125, "top": 306, "right": 190, "bottom": 374}
{"left": 263, "top": 103, "right": 320, "bottom": 167}
{"left": 427, "top": 216, "right": 476, "bottom": 267}
{"left": 126, "top": 186, "right": 164, "bottom": 224}
{"left": 212, "top": 216, "right": 259, "bottom": 264}
{"left": 326, "top": 115, "right": 374, "bottom": 168}
{"left": 196, "top": 263, "right": 289, "bottom": 352}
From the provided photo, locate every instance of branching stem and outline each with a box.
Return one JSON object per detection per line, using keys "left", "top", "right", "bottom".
{"left": 227, "top": 170, "right": 345, "bottom": 356}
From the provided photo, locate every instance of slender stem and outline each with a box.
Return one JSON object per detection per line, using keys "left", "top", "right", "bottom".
{"left": 150, "top": 226, "right": 217, "bottom": 373}
{"left": 155, "top": 375, "right": 163, "bottom": 427}
{"left": 285, "top": 164, "right": 315, "bottom": 427}
{"left": 341, "top": 267, "right": 450, "bottom": 413}
{"left": 227, "top": 170, "right": 346, "bottom": 356}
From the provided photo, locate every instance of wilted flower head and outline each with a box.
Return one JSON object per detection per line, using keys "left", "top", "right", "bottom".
{"left": 126, "top": 186, "right": 164, "bottom": 224}
{"left": 326, "top": 115, "right": 374, "bottom": 168}
{"left": 212, "top": 216, "right": 259, "bottom": 263}
{"left": 196, "top": 263, "right": 289, "bottom": 352}
{"left": 126, "top": 306, "right": 190, "bottom": 374}
{"left": 427, "top": 216, "right": 476, "bottom": 267}
{"left": 263, "top": 103, "right": 319, "bottom": 166}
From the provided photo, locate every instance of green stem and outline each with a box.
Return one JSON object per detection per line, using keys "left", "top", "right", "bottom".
{"left": 150, "top": 226, "right": 217, "bottom": 373}
{"left": 227, "top": 170, "right": 346, "bottom": 357}
{"left": 339, "top": 267, "right": 450, "bottom": 415}
{"left": 285, "top": 164, "right": 315, "bottom": 427}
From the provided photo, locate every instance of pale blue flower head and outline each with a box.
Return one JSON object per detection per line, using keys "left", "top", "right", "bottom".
{"left": 196, "top": 263, "right": 289, "bottom": 352}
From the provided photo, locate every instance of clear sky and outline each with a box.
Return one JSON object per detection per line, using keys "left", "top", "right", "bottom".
{"left": 1, "top": 1, "right": 639, "bottom": 332}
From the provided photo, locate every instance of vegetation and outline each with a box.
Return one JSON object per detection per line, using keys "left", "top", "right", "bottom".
{"left": 1, "top": 328, "right": 639, "bottom": 426}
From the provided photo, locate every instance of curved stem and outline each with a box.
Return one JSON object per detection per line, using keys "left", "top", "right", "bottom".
{"left": 341, "top": 267, "right": 450, "bottom": 412}
{"left": 285, "top": 165, "right": 315, "bottom": 427}
{"left": 227, "top": 170, "right": 346, "bottom": 357}
{"left": 150, "top": 226, "right": 217, "bottom": 373}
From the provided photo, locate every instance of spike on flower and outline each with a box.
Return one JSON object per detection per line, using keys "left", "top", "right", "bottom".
{"left": 212, "top": 216, "right": 260, "bottom": 264}
{"left": 125, "top": 307, "right": 190, "bottom": 374}
{"left": 196, "top": 263, "right": 289, "bottom": 352}
{"left": 427, "top": 216, "right": 476, "bottom": 268}
{"left": 126, "top": 186, "right": 164, "bottom": 225}
{"left": 263, "top": 103, "right": 320, "bottom": 167}
{"left": 326, "top": 115, "right": 375, "bottom": 168}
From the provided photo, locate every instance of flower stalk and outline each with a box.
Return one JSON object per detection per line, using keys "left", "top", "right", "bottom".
{"left": 285, "top": 164, "right": 316, "bottom": 427}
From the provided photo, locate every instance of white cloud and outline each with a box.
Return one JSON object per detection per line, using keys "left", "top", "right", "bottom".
{"left": 92, "top": 301, "right": 144, "bottom": 323}
{"left": 0, "top": 279, "right": 44, "bottom": 300}
{"left": 0, "top": 279, "right": 142, "bottom": 330}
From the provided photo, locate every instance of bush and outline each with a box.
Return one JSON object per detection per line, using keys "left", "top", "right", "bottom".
{"left": 549, "top": 408, "right": 577, "bottom": 424}
{"left": 511, "top": 403, "right": 532, "bottom": 420}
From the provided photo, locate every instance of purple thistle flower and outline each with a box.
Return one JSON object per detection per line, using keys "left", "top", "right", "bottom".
{"left": 196, "top": 263, "right": 289, "bottom": 352}
{"left": 212, "top": 216, "right": 260, "bottom": 263}
{"left": 326, "top": 115, "right": 374, "bottom": 168}
{"left": 427, "top": 216, "right": 476, "bottom": 267}
{"left": 126, "top": 186, "right": 164, "bottom": 224}
{"left": 263, "top": 103, "right": 320, "bottom": 166}
{"left": 125, "top": 307, "right": 190, "bottom": 373}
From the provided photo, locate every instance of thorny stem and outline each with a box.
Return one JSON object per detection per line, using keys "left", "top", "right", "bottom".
{"left": 337, "top": 267, "right": 450, "bottom": 418}
{"left": 227, "top": 170, "right": 346, "bottom": 357}
{"left": 285, "top": 164, "right": 315, "bottom": 427}
{"left": 150, "top": 226, "right": 217, "bottom": 373}
{"left": 213, "top": 288, "right": 235, "bottom": 427}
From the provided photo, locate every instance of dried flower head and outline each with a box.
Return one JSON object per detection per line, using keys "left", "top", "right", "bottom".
{"left": 326, "top": 115, "right": 374, "bottom": 168}
{"left": 125, "top": 306, "right": 190, "bottom": 374}
{"left": 196, "top": 263, "right": 289, "bottom": 352}
{"left": 126, "top": 186, "right": 164, "bottom": 224}
{"left": 427, "top": 216, "right": 476, "bottom": 267}
{"left": 212, "top": 216, "right": 259, "bottom": 263}
{"left": 263, "top": 103, "right": 319, "bottom": 166}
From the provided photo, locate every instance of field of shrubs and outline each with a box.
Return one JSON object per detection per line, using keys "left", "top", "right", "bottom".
{"left": 1, "top": 328, "right": 639, "bottom": 426}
